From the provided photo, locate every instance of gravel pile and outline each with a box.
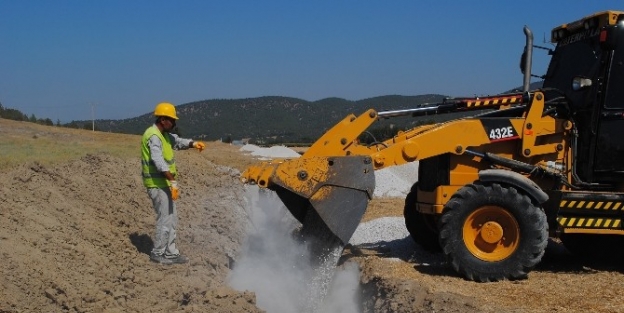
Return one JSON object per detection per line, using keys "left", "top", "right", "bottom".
{"left": 349, "top": 217, "right": 416, "bottom": 261}
{"left": 239, "top": 144, "right": 301, "bottom": 159}
{"left": 372, "top": 163, "right": 418, "bottom": 198}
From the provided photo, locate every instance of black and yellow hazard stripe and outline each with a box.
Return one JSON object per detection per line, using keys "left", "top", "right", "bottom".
{"left": 465, "top": 95, "right": 523, "bottom": 108}
{"left": 557, "top": 216, "right": 622, "bottom": 229}
{"left": 559, "top": 199, "right": 624, "bottom": 211}
{"left": 556, "top": 197, "right": 624, "bottom": 231}
{"left": 551, "top": 191, "right": 624, "bottom": 233}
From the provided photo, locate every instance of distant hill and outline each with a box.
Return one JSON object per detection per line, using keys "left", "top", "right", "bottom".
{"left": 92, "top": 94, "right": 450, "bottom": 143}
{"left": 86, "top": 82, "right": 545, "bottom": 144}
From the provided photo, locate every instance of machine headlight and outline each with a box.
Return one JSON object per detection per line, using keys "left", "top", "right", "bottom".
{"left": 572, "top": 77, "right": 592, "bottom": 91}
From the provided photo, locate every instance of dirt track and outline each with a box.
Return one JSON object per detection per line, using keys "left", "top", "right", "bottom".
{"left": 2, "top": 118, "right": 624, "bottom": 313}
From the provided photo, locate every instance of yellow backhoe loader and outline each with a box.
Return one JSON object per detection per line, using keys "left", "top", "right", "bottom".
{"left": 242, "top": 10, "right": 624, "bottom": 282}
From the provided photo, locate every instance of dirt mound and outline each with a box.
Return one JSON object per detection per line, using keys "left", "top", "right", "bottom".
{"left": 0, "top": 151, "right": 262, "bottom": 313}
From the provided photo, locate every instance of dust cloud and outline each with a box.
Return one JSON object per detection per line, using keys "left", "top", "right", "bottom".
{"left": 227, "top": 185, "right": 361, "bottom": 313}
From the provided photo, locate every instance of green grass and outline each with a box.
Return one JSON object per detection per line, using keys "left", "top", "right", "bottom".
{"left": 0, "top": 119, "right": 141, "bottom": 170}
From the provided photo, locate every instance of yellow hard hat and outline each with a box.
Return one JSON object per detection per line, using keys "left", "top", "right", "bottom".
{"left": 154, "top": 102, "right": 178, "bottom": 120}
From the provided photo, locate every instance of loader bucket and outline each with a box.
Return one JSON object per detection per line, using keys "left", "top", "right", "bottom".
{"left": 274, "top": 182, "right": 372, "bottom": 245}
{"left": 243, "top": 155, "right": 375, "bottom": 245}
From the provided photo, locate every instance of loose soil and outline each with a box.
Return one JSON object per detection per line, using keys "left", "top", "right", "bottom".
{"left": 1, "top": 118, "right": 624, "bottom": 313}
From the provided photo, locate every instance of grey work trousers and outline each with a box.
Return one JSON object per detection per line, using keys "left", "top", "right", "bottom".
{"left": 147, "top": 187, "right": 180, "bottom": 257}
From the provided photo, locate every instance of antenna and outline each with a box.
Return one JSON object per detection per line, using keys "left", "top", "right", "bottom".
{"left": 543, "top": 32, "right": 555, "bottom": 48}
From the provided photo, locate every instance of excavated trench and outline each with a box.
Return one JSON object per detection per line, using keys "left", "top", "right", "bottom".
{"left": 228, "top": 186, "right": 429, "bottom": 313}
{"left": 227, "top": 186, "right": 359, "bottom": 313}
{"left": 229, "top": 148, "right": 430, "bottom": 313}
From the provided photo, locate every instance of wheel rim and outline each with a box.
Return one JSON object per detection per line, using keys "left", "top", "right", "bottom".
{"left": 463, "top": 205, "right": 520, "bottom": 262}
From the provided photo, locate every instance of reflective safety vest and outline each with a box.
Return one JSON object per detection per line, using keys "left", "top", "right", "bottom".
{"left": 141, "top": 125, "right": 177, "bottom": 188}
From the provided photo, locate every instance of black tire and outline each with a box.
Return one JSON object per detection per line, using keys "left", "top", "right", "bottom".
{"left": 404, "top": 183, "right": 441, "bottom": 252}
{"left": 439, "top": 183, "right": 548, "bottom": 282}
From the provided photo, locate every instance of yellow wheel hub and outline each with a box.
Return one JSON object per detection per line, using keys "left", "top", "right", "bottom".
{"left": 463, "top": 206, "right": 520, "bottom": 262}
{"left": 481, "top": 221, "right": 504, "bottom": 243}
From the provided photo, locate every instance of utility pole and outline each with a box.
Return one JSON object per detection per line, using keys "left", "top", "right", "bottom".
{"left": 91, "top": 102, "right": 95, "bottom": 131}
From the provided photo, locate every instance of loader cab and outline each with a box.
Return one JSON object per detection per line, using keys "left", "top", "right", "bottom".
{"left": 542, "top": 11, "right": 624, "bottom": 184}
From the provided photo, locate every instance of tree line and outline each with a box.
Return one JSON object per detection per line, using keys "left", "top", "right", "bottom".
{"left": 0, "top": 102, "right": 100, "bottom": 130}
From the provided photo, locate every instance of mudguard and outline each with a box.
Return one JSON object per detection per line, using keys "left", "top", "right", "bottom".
{"left": 478, "top": 169, "right": 549, "bottom": 204}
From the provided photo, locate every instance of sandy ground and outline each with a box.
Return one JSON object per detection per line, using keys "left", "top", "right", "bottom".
{"left": 2, "top": 118, "right": 624, "bottom": 313}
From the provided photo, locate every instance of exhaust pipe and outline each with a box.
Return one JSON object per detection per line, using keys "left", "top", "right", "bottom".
{"left": 522, "top": 25, "right": 534, "bottom": 93}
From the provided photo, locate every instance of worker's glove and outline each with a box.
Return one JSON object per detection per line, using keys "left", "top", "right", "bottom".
{"left": 170, "top": 180, "right": 180, "bottom": 200}
{"left": 193, "top": 141, "right": 206, "bottom": 152}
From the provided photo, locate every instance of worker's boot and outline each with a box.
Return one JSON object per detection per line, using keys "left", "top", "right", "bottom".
{"left": 165, "top": 254, "right": 189, "bottom": 264}
{"left": 150, "top": 253, "right": 173, "bottom": 265}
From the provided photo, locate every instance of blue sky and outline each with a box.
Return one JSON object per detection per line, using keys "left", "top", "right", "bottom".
{"left": 0, "top": 1, "right": 616, "bottom": 122}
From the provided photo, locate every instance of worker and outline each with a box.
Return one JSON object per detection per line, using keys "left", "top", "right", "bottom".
{"left": 141, "top": 102, "right": 206, "bottom": 265}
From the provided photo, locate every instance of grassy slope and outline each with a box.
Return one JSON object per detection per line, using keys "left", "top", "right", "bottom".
{"left": 0, "top": 118, "right": 257, "bottom": 172}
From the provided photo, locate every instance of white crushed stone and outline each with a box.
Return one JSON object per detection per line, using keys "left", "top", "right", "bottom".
{"left": 348, "top": 217, "right": 416, "bottom": 260}
{"left": 372, "top": 162, "right": 418, "bottom": 198}
{"left": 240, "top": 144, "right": 301, "bottom": 159}
{"left": 349, "top": 217, "right": 408, "bottom": 245}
